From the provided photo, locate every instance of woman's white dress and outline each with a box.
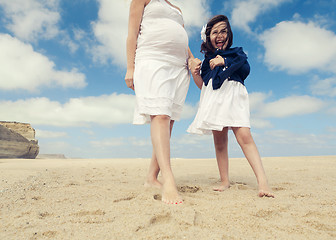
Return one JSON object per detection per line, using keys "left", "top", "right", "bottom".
{"left": 187, "top": 78, "right": 251, "bottom": 135}
{"left": 133, "top": 0, "right": 190, "bottom": 124}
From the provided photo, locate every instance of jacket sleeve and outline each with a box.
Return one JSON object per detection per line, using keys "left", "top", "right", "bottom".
{"left": 213, "top": 53, "right": 248, "bottom": 89}
{"left": 237, "top": 61, "right": 250, "bottom": 81}
{"left": 200, "top": 58, "right": 212, "bottom": 86}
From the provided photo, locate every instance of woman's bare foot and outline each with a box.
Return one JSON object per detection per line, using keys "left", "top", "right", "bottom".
{"left": 161, "top": 180, "right": 183, "bottom": 205}
{"left": 144, "top": 178, "right": 162, "bottom": 189}
{"left": 213, "top": 181, "right": 230, "bottom": 192}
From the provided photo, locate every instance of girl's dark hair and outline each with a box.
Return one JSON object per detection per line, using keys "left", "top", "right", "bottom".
{"left": 201, "top": 15, "right": 233, "bottom": 55}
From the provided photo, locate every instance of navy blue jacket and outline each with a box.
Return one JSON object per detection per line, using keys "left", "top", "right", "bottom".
{"left": 201, "top": 47, "right": 250, "bottom": 90}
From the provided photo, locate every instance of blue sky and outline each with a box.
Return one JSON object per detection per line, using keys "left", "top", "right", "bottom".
{"left": 1, "top": 0, "right": 336, "bottom": 159}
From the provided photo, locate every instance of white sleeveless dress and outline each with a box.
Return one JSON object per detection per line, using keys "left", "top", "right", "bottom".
{"left": 133, "top": 0, "right": 190, "bottom": 124}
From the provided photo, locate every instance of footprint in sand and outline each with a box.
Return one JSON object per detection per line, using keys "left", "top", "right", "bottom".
{"left": 253, "top": 209, "right": 279, "bottom": 219}
{"left": 136, "top": 212, "right": 172, "bottom": 232}
{"left": 178, "top": 185, "right": 201, "bottom": 193}
{"left": 272, "top": 186, "right": 286, "bottom": 191}
{"left": 149, "top": 212, "right": 171, "bottom": 225}
{"left": 231, "top": 182, "right": 250, "bottom": 190}
{"left": 32, "top": 196, "right": 42, "bottom": 201}
{"left": 153, "top": 186, "right": 200, "bottom": 201}
{"left": 38, "top": 212, "right": 53, "bottom": 219}
{"left": 65, "top": 181, "right": 80, "bottom": 187}
{"left": 42, "top": 231, "right": 57, "bottom": 238}
{"left": 153, "top": 194, "right": 162, "bottom": 201}
{"left": 71, "top": 209, "right": 106, "bottom": 217}
{"left": 113, "top": 196, "right": 135, "bottom": 203}
{"left": 193, "top": 211, "right": 203, "bottom": 226}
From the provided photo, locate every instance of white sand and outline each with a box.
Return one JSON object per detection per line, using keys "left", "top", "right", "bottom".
{"left": 0, "top": 156, "right": 335, "bottom": 239}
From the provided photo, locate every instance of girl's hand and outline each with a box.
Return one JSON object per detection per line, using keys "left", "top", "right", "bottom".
{"left": 209, "top": 55, "right": 225, "bottom": 70}
{"left": 125, "top": 69, "right": 134, "bottom": 90}
{"left": 188, "top": 58, "right": 202, "bottom": 76}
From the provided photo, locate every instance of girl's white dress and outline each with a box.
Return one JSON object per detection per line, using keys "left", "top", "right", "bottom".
{"left": 187, "top": 78, "right": 251, "bottom": 135}
{"left": 133, "top": 0, "right": 190, "bottom": 124}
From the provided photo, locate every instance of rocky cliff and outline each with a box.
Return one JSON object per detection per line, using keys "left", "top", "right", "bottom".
{"left": 0, "top": 122, "right": 39, "bottom": 159}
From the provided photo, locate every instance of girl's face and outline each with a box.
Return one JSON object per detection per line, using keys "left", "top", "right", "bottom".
{"left": 210, "top": 21, "right": 228, "bottom": 50}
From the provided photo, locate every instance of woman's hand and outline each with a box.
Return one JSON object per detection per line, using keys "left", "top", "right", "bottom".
{"left": 188, "top": 58, "right": 202, "bottom": 76}
{"left": 209, "top": 55, "right": 225, "bottom": 70}
{"left": 125, "top": 69, "right": 134, "bottom": 90}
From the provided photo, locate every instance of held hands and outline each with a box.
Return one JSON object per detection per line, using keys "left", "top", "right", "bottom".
{"left": 188, "top": 58, "right": 202, "bottom": 76}
{"left": 209, "top": 55, "right": 225, "bottom": 70}
{"left": 125, "top": 69, "right": 134, "bottom": 90}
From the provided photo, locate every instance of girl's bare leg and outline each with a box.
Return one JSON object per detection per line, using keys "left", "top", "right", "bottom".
{"left": 150, "top": 115, "right": 182, "bottom": 204}
{"left": 232, "top": 127, "right": 274, "bottom": 198}
{"left": 212, "top": 128, "right": 230, "bottom": 191}
{"left": 145, "top": 120, "right": 174, "bottom": 189}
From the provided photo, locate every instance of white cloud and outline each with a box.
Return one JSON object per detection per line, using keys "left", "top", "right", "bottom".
{"left": 328, "top": 106, "right": 336, "bottom": 115}
{"left": 170, "top": 0, "right": 210, "bottom": 30}
{"left": 230, "top": 92, "right": 325, "bottom": 128}
{"left": 230, "top": 0, "right": 290, "bottom": 34}
{"left": 310, "top": 77, "right": 336, "bottom": 97}
{"left": 0, "top": 0, "right": 60, "bottom": 42}
{"left": 249, "top": 92, "right": 325, "bottom": 119}
{"left": 326, "top": 127, "right": 336, "bottom": 133}
{"left": 91, "top": 138, "right": 126, "bottom": 147}
{"left": 91, "top": 136, "right": 151, "bottom": 148}
{"left": 36, "top": 130, "right": 68, "bottom": 139}
{"left": 259, "top": 129, "right": 336, "bottom": 152}
{"left": 0, "top": 93, "right": 196, "bottom": 127}
{"left": 91, "top": 0, "right": 130, "bottom": 65}
{"left": 181, "top": 102, "right": 198, "bottom": 120}
{"left": 174, "top": 133, "right": 212, "bottom": 146}
{"left": 249, "top": 91, "right": 271, "bottom": 112}
{"left": 0, "top": 33, "right": 86, "bottom": 91}
{"left": 91, "top": 0, "right": 210, "bottom": 66}
{"left": 258, "top": 95, "right": 325, "bottom": 118}
{"left": 59, "top": 33, "right": 79, "bottom": 54}
{"left": 260, "top": 20, "right": 336, "bottom": 74}
{"left": 249, "top": 128, "right": 336, "bottom": 157}
{"left": 0, "top": 93, "right": 135, "bottom": 127}
{"left": 250, "top": 118, "right": 273, "bottom": 129}
{"left": 38, "top": 140, "right": 76, "bottom": 156}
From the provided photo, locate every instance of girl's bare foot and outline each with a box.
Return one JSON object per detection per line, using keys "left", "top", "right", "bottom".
{"left": 258, "top": 181, "right": 274, "bottom": 198}
{"left": 258, "top": 189, "right": 274, "bottom": 198}
{"left": 213, "top": 181, "right": 230, "bottom": 191}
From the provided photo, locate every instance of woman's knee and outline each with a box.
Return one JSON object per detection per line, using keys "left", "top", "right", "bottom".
{"left": 151, "top": 115, "right": 171, "bottom": 122}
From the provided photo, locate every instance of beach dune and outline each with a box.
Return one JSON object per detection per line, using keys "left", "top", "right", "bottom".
{"left": 0, "top": 156, "right": 335, "bottom": 239}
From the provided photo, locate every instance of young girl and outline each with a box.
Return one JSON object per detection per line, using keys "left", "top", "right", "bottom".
{"left": 188, "top": 15, "right": 274, "bottom": 197}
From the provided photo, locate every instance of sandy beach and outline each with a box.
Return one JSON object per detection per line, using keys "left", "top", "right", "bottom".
{"left": 0, "top": 156, "right": 335, "bottom": 239}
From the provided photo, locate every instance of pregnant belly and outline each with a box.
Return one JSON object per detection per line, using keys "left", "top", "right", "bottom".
{"left": 136, "top": 19, "right": 189, "bottom": 62}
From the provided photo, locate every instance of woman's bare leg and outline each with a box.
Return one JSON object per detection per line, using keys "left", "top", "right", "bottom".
{"left": 212, "top": 128, "right": 230, "bottom": 191}
{"left": 232, "top": 127, "right": 274, "bottom": 198}
{"left": 144, "top": 151, "right": 162, "bottom": 189}
{"left": 145, "top": 120, "right": 174, "bottom": 189}
{"left": 150, "top": 115, "right": 182, "bottom": 204}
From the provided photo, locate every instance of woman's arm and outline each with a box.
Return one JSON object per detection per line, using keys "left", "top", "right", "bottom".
{"left": 125, "top": 0, "right": 148, "bottom": 90}
{"left": 189, "top": 58, "right": 203, "bottom": 89}
{"left": 188, "top": 47, "right": 194, "bottom": 59}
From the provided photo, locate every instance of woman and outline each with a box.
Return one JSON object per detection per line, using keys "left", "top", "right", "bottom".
{"left": 125, "top": 0, "right": 193, "bottom": 204}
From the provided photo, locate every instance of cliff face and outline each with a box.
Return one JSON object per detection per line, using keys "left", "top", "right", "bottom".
{"left": 0, "top": 122, "right": 39, "bottom": 159}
